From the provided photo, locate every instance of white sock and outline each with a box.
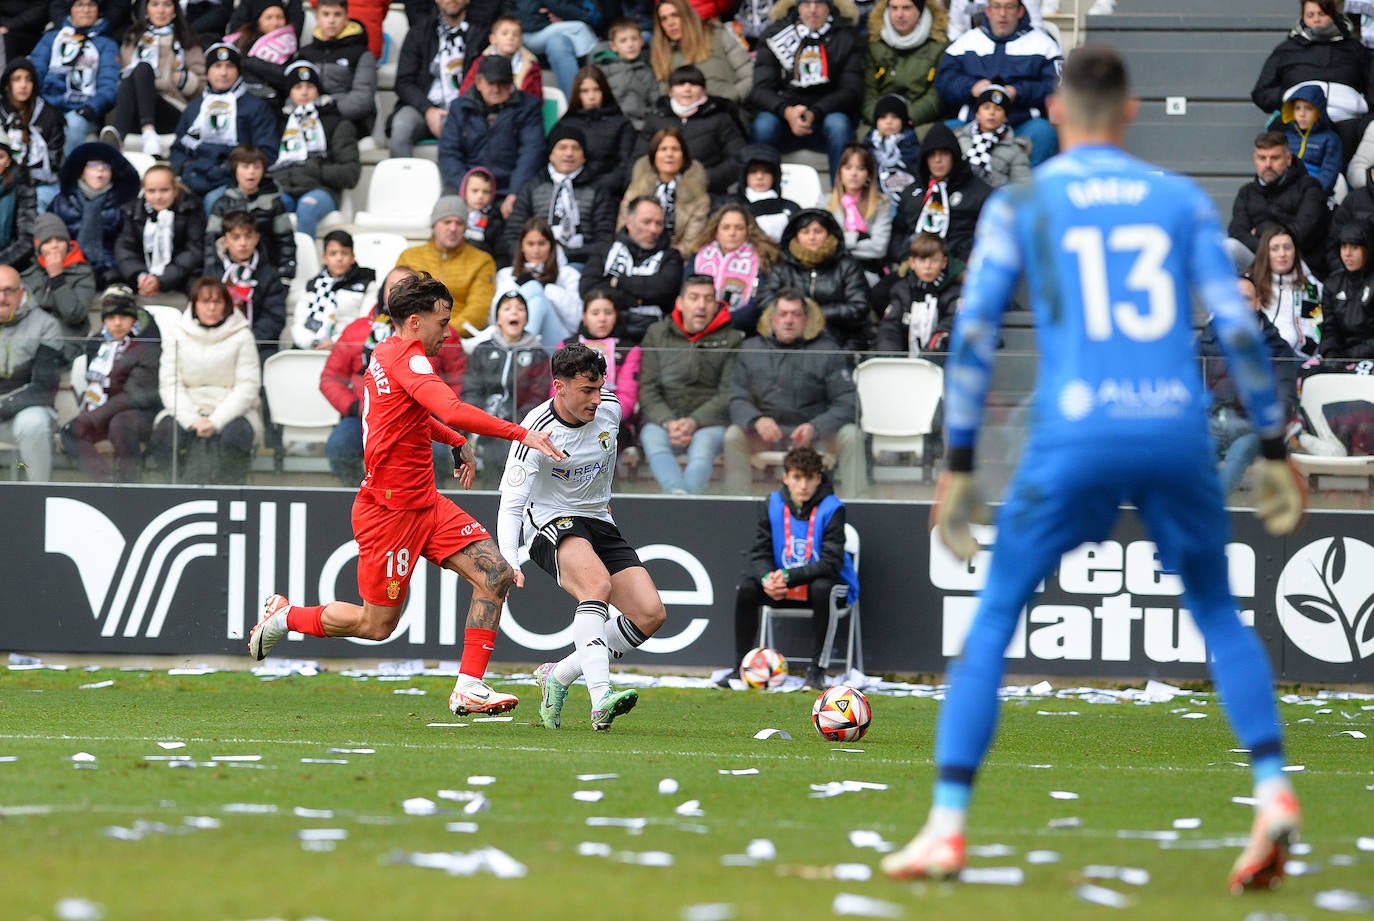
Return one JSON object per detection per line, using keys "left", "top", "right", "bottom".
{"left": 603, "top": 614, "right": 649, "bottom": 658}
{"left": 551, "top": 652, "right": 581, "bottom": 686}
{"left": 1255, "top": 776, "right": 1293, "bottom": 810}
{"left": 454, "top": 673, "right": 485, "bottom": 692}
{"left": 572, "top": 600, "right": 611, "bottom": 703}
{"left": 924, "top": 806, "right": 967, "bottom": 838}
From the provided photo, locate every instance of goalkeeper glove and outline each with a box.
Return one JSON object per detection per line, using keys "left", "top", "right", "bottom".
{"left": 930, "top": 470, "right": 989, "bottom": 562}
{"left": 1254, "top": 457, "right": 1306, "bottom": 536}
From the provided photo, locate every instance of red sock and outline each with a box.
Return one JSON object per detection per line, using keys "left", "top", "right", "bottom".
{"left": 460, "top": 627, "right": 498, "bottom": 679}
{"left": 286, "top": 604, "right": 327, "bottom": 637}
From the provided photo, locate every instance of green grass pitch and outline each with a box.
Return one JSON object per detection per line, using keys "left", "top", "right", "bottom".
{"left": 1, "top": 668, "right": 1371, "bottom": 921}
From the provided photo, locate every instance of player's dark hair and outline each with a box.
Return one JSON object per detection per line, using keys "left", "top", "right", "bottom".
{"left": 1254, "top": 129, "right": 1288, "bottom": 151}
{"left": 1058, "top": 45, "right": 1129, "bottom": 129}
{"left": 220, "top": 210, "right": 258, "bottom": 235}
{"left": 783, "top": 445, "right": 825, "bottom": 478}
{"left": 552, "top": 342, "right": 608, "bottom": 381}
{"left": 387, "top": 271, "right": 452, "bottom": 323}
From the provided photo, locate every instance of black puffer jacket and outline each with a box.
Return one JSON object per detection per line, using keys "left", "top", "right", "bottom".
{"left": 1228, "top": 159, "right": 1329, "bottom": 263}
{"left": 751, "top": 208, "right": 870, "bottom": 350}
{"left": 1251, "top": 17, "right": 1371, "bottom": 119}
{"left": 889, "top": 121, "right": 991, "bottom": 264}
{"left": 1320, "top": 264, "right": 1374, "bottom": 362}
{"left": 553, "top": 104, "right": 636, "bottom": 200}
{"left": 115, "top": 192, "right": 207, "bottom": 294}
{"left": 638, "top": 95, "right": 747, "bottom": 195}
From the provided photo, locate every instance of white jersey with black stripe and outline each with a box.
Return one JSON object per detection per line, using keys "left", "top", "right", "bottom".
{"left": 496, "top": 390, "right": 620, "bottom": 567}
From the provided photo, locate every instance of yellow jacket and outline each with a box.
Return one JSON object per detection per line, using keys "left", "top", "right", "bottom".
{"left": 397, "top": 240, "right": 496, "bottom": 337}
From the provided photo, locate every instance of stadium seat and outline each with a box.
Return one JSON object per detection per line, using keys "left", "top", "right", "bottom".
{"left": 1290, "top": 373, "right": 1374, "bottom": 487}
{"left": 119, "top": 149, "right": 159, "bottom": 178}
{"left": 756, "top": 523, "right": 863, "bottom": 676}
{"left": 376, "top": 6, "right": 409, "bottom": 91}
{"left": 780, "top": 162, "right": 824, "bottom": 209}
{"left": 144, "top": 302, "right": 183, "bottom": 336}
{"left": 120, "top": 134, "right": 174, "bottom": 159}
{"left": 852, "top": 356, "right": 944, "bottom": 482}
{"left": 352, "top": 157, "right": 441, "bottom": 238}
{"left": 261, "top": 350, "right": 340, "bottom": 466}
{"left": 542, "top": 86, "right": 568, "bottom": 133}
{"left": 286, "top": 231, "right": 322, "bottom": 319}
{"left": 351, "top": 231, "right": 409, "bottom": 276}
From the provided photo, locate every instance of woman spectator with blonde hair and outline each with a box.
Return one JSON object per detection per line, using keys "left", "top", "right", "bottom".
{"left": 650, "top": 0, "right": 753, "bottom": 105}
{"left": 682, "top": 202, "right": 778, "bottom": 318}
{"left": 826, "top": 143, "right": 892, "bottom": 283}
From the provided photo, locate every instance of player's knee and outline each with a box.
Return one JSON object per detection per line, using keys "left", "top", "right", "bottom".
{"left": 358, "top": 609, "right": 401, "bottom": 641}
{"left": 483, "top": 558, "right": 517, "bottom": 600}
{"left": 640, "top": 601, "right": 667, "bottom": 635}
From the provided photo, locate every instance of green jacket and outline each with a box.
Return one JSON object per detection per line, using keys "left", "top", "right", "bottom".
{"left": 637, "top": 307, "right": 745, "bottom": 428}
{"left": 862, "top": 0, "right": 949, "bottom": 129}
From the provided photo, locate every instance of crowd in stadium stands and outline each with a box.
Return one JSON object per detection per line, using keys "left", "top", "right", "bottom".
{"left": 1, "top": 0, "right": 1373, "bottom": 490}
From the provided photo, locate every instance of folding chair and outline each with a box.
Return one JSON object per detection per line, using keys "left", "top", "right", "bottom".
{"left": 757, "top": 523, "right": 863, "bottom": 675}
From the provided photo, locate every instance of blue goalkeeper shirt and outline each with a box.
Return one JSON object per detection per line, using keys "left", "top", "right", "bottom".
{"left": 944, "top": 143, "right": 1286, "bottom": 455}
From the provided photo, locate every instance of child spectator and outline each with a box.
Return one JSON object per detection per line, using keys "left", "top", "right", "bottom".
{"left": 1282, "top": 84, "right": 1343, "bottom": 196}
{"left": 60, "top": 282, "right": 163, "bottom": 483}
{"left": 556, "top": 286, "right": 641, "bottom": 434}
{"left": 114, "top": 163, "right": 206, "bottom": 299}
{"left": 21, "top": 212, "right": 97, "bottom": 359}
{"left": 876, "top": 231, "right": 961, "bottom": 355}
{"left": 1320, "top": 223, "right": 1374, "bottom": 366}
{"left": 31, "top": 0, "right": 121, "bottom": 155}
{"left": 954, "top": 84, "right": 1030, "bottom": 190}
{"left": 511, "top": 0, "right": 599, "bottom": 99}
{"left": 109, "top": 0, "right": 206, "bottom": 156}
{"left": 458, "top": 14, "right": 543, "bottom": 99}
{"left": 205, "top": 144, "right": 296, "bottom": 281}
{"left": 493, "top": 217, "right": 583, "bottom": 346}
{"left": 556, "top": 64, "right": 636, "bottom": 201}
{"left": 49, "top": 141, "right": 139, "bottom": 288}
{"left": 290, "top": 229, "right": 377, "bottom": 350}
{"left": 225, "top": 0, "right": 298, "bottom": 102}
{"left": 2, "top": 59, "right": 66, "bottom": 211}
{"left": 735, "top": 143, "right": 801, "bottom": 242}
{"left": 458, "top": 166, "right": 504, "bottom": 259}
{"left": 269, "top": 60, "right": 361, "bottom": 239}
{"left": 0, "top": 137, "right": 38, "bottom": 271}
{"left": 682, "top": 202, "right": 778, "bottom": 317}
{"left": 206, "top": 209, "right": 287, "bottom": 356}
{"left": 864, "top": 93, "right": 921, "bottom": 202}
{"left": 294, "top": 0, "right": 378, "bottom": 136}
{"left": 462, "top": 289, "right": 551, "bottom": 485}
{"left": 590, "top": 18, "right": 659, "bottom": 134}
{"left": 169, "top": 42, "right": 281, "bottom": 204}
{"left": 827, "top": 143, "right": 892, "bottom": 283}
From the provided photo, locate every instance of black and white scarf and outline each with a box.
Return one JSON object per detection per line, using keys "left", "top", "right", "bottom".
{"left": 49, "top": 26, "right": 100, "bottom": 104}
{"left": 142, "top": 201, "right": 176, "bottom": 277}
{"left": 654, "top": 177, "right": 678, "bottom": 236}
{"left": 299, "top": 267, "right": 342, "bottom": 342}
{"left": 182, "top": 79, "right": 246, "bottom": 151}
{"left": 275, "top": 102, "right": 328, "bottom": 167}
{"left": 4, "top": 101, "right": 57, "bottom": 184}
{"left": 915, "top": 178, "right": 950, "bottom": 238}
{"left": 868, "top": 129, "right": 914, "bottom": 197}
{"left": 428, "top": 20, "right": 469, "bottom": 107}
{"left": 548, "top": 163, "right": 583, "bottom": 251}
{"left": 82, "top": 330, "right": 134, "bottom": 410}
{"left": 361, "top": 310, "right": 394, "bottom": 371}
{"left": 964, "top": 124, "right": 1007, "bottom": 179}
{"left": 603, "top": 240, "right": 666, "bottom": 278}
{"left": 127, "top": 25, "right": 185, "bottom": 78}
{"left": 222, "top": 248, "right": 261, "bottom": 318}
{"left": 765, "top": 16, "right": 832, "bottom": 89}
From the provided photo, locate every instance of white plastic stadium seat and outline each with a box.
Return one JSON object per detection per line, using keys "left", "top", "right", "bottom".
{"left": 262, "top": 350, "right": 340, "bottom": 455}
{"left": 757, "top": 523, "right": 862, "bottom": 676}
{"left": 119, "top": 135, "right": 173, "bottom": 160}
{"left": 119, "top": 149, "right": 159, "bottom": 178}
{"left": 780, "top": 162, "right": 824, "bottom": 208}
{"left": 542, "top": 85, "right": 568, "bottom": 132}
{"left": 352, "top": 157, "right": 441, "bottom": 238}
{"left": 376, "top": 6, "right": 410, "bottom": 90}
{"left": 1290, "top": 372, "right": 1374, "bottom": 486}
{"left": 351, "top": 231, "right": 410, "bottom": 277}
{"left": 852, "top": 356, "right": 944, "bottom": 482}
{"left": 285, "top": 231, "right": 322, "bottom": 322}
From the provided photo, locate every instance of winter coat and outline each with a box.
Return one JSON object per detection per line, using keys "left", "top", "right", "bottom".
{"left": 953, "top": 120, "right": 1030, "bottom": 189}
{"left": 876, "top": 265, "right": 962, "bottom": 353}
{"left": 863, "top": 0, "right": 948, "bottom": 128}
{"left": 74, "top": 316, "right": 164, "bottom": 431}
{"left": 934, "top": 10, "right": 1061, "bottom": 126}
{"left": 1282, "top": 84, "right": 1344, "bottom": 195}
{"left": 461, "top": 330, "right": 551, "bottom": 427}
{"left": 657, "top": 22, "right": 754, "bottom": 105}
{"left": 0, "top": 291, "right": 64, "bottom": 420}
{"left": 156, "top": 305, "right": 263, "bottom": 443}
{"left": 728, "top": 297, "right": 855, "bottom": 437}
{"left": 637, "top": 304, "right": 745, "bottom": 428}
{"left": 396, "top": 238, "right": 497, "bottom": 337}
{"left": 2, "top": 59, "right": 67, "bottom": 186}
{"left": 0, "top": 163, "right": 38, "bottom": 271}
{"left": 750, "top": 0, "right": 865, "bottom": 119}
{"left": 289, "top": 262, "right": 378, "bottom": 349}
{"left": 1228, "top": 159, "right": 1330, "bottom": 262}
{"left": 504, "top": 166, "right": 617, "bottom": 265}
{"left": 438, "top": 86, "right": 545, "bottom": 197}
{"left": 493, "top": 263, "right": 583, "bottom": 338}
{"left": 31, "top": 15, "right": 121, "bottom": 115}
{"left": 589, "top": 44, "right": 659, "bottom": 133}
{"left": 1198, "top": 310, "right": 1297, "bottom": 423}
{"left": 1330, "top": 185, "right": 1374, "bottom": 264}
{"left": 579, "top": 227, "right": 686, "bottom": 341}
{"left": 751, "top": 208, "right": 870, "bottom": 350}
{"left": 827, "top": 191, "right": 893, "bottom": 270}
{"left": 320, "top": 307, "right": 467, "bottom": 416}
{"left": 619, "top": 157, "right": 710, "bottom": 250}
{"left": 554, "top": 105, "right": 636, "bottom": 200}
{"left": 205, "top": 177, "right": 297, "bottom": 280}
{"left": 889, "top": 122, "right": 991, "bottom": 263}
{"left": 0, "top": 0, "right": 54, "bottom": 62}
{"left": 169, "top": 84, "right": 281, "bottom": 196}
{"left": 20, "top": 244, "right": 97, "bottom": 357}
{"left": 207, "top": 240, "right": 288, "bottom": 355}
{"left": 115, "top": 192, "right": 207, "bottom": 294}
{"left": 638, "top": 95, "right": 746, "bottom": 195}
{"left": 1320, "top": 265, "right": 1374, "bottom": 361}
{"left": 118, "top": 28, "right": 207, "bottom": 110}
{"left": 269, "top": 104, "right": 362, "bottom": 198}
{"left": 745, "top": 470, "right": 848, "bottom": 586}
{"left": 49, "top": 143, "right": 140, "bottom": 285}
{"left": 394, "top": 12, "right": 490, "bottom": 118}
{"left": 296, "top": 20, "right": 379, "bottom": 133}
{"left": 1252, "top": 15, "right": 1372, "bottom": 124}
{"left": 731, "top": 142, "right": 800, "bottom": 243}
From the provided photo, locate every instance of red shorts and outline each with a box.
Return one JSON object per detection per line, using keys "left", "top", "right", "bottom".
{"left": 352, "top": 494, "right": 490, "bottom": 606}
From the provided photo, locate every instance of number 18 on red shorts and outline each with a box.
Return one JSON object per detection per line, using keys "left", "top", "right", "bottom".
{"left": 352, "top": 494, "right": 491, "bottom": 607}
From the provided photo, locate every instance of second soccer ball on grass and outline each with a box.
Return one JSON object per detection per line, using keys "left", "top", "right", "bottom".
{"left": 739, "top": 646, "right": 788, "bottom": 689}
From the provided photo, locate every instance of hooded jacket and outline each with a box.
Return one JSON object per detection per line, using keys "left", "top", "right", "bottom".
{"left": 295, "top": 19, "right": 379, "bottom": 132}
{"left": 876, "top": 260, "right": 963, "bottom": 353}
{"left": 49, "top": 142, "right": 140, "bottom": 284}
{"left": 461, "top": 327, "right": 551, "bottom": 431}
{"left": 749, "top": 0, "right": 865, "bottom": 119}
{"left": 1228, "top": 157, "right": 1329, "bottom": 260}
{"left": 750, "top": 208, "right": 870, "bottom": 349}
{"left": 578, "top": 227, "right": 686, "bottom": 341}
{"left": 118, "top": 24, "right": 207, "bottom": 109}
{"left": 503, "top": 159, "right": 617, "bottom": 265}
{"left": 639, "top": 94, "right": 747, "bottom": 195}
{"left": 0, "top": 161, "right": 38, "bottom": 271}
{"left": 115, "top": 190, "right": 207, "bottom": 294}
{"left": 156, "top": 304, "right": 263, "bottom": 443}
{"left": 732, "top": 142, "right": 801, "bottom": 243}
{"left": 0, "top": 288, "right": 64, "bottom": 420}
{"left": 889, "top": 121, "right": 991, "bottom": 263}
{"left": 619, "top": 156, "right": 711, "bottom": 249}
{"left": 934, "top": 9, "right": 1061, "bottom": 126}
{"left": 20, "top": 239, "right": 96, "bottom": 356}
{"left": 320, "top": 306, "right": 467, "bottom": 416}
{"left": 1, "top": 58, "right": 67, "bottom": 187}
{"left": 863, "top": 0, "right": 948, "bottom": 128}
{"left": 31, "top": 12, "right": 121, "bottom": 115}
{"left": 637, "top": 302, "right": 745, "bottom": 428}
{"left": 728, "top": 297, "right": 856, "bottom": 437}
{"left": 1282, "top": 83, "right": 1343, "bottom": 195}
{"left": 1252, "top": 12, "right": 1370, "bottom": 124}
{"left": 438, "top": 85, "right": 545, "bottom": 197}
{"left": 169, "top": 81, "right": 280, "bottom": 197}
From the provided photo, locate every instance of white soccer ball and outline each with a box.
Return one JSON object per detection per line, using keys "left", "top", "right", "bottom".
{"left": 739, "top": 646, "right": 788, "bottom": 689}
{"left": 812, "top": 685, "right": 872, "bottom": 742}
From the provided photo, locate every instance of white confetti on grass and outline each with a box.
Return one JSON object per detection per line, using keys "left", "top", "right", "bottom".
{"left": 386, "top": 847, "right": 526, "bottom": 878}
{"left": 1083, "top": 865, "right": 1150, "bottom": 886}
{"left": 960, "top": 867, "right": 1025, "bottom": 885}
{"left": 78, "top": 680, "right": 114, "bottom": 690}
{"left": 832, "top": 893, "right": 905, "bottom": 919}
{"left": 1050, "top": 791, "right": 1079, "bottom": 800}
{"left": 1335, "top": 730, "right": 1368, "bottom": 739}
{"left": 1356, "top": 837, "right": 1374, "bottom": 852}
{"left": 156, "top": 741, "right": 185, "bottom": 750}
{"left": 1315, "top": 890, "right": 1374, "bottom": 912}
{"left": 680, "top": 905, "right": 734, "bottom": 921}
{"left": 1076, "top": 884, "right": 1132, "bottom": 909}
{"left": 53, "top": 898, "right": 104, "bottom": 921}
{"left": 718, "top": 768, "right": 759, "bottom": 776}
{"left": 1172, "top": 817, "right": 1202, "bottom": 829}
{"left": 577, "top": 773, "right": 619, "bottom": 781}
{"left": 658, "top": 778, "right": 679, "bottom": 795}
{"left": 753, "top": 728, "right": 792, "bottom": 740}
{"left": 573, "top": 790, "right": 604, "bottom": 803}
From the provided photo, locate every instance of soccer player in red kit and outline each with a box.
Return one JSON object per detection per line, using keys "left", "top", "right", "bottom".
{"left": 248, "top": 273, "right": 565, "bottom": 715}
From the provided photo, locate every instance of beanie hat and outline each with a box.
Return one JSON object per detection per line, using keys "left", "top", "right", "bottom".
{"left": 976, "top": 84, "right": 1011, "bottom": 112}
{"left": 431, "top": 195, "right": 469, "bottom": 225}
{"left": 205, "top": 42, "right": 241, "bottom": 69}
{"left": 33, "top": 213, "right": 70, "bottom": 244}
{"left": 873, "top": 93, "right": 910, "bottom": 128}
{"left": 283, "top": 60, "right": 322, "bottom": 89}
{"left": 546, "top": 122, "right": 587, "bottom": 154}
{"left": 98, "top": 283, "right": 140, "bottom": 318}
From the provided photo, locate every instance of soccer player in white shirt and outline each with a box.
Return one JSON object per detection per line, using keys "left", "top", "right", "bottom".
{"left": 498, "top": 343, "right": 668, "bottom": 730}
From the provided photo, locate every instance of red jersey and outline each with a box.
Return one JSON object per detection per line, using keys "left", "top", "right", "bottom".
{"left": 361, "top": 337, "right": 528, "bottom": 509}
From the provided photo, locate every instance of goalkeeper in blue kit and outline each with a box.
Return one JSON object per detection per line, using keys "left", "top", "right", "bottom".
{"left": 881, "top": 46, "right": 1308, "bottom": 894}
